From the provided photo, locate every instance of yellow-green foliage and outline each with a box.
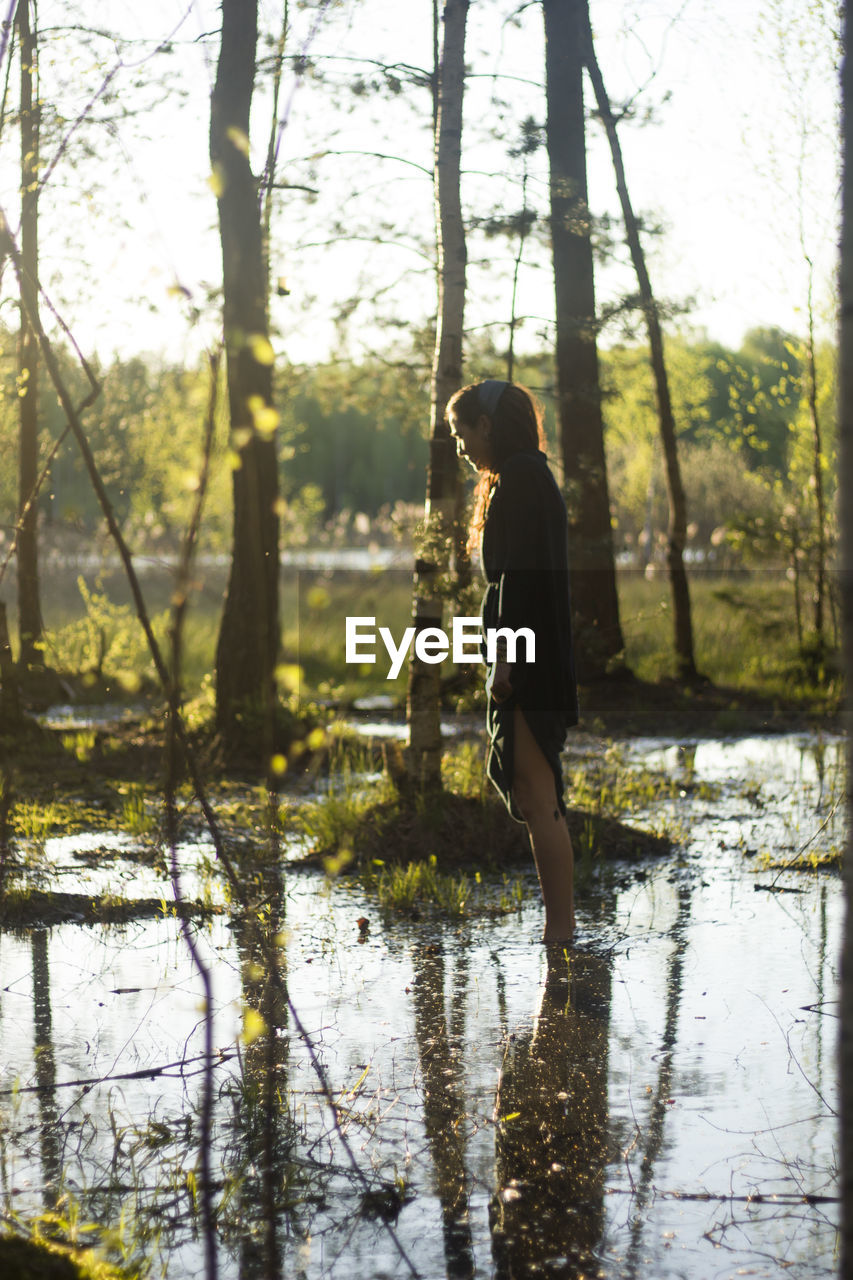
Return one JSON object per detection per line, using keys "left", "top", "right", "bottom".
{"left": 365, "top": 854, "right": 524, "bottom": 918}
{"left": 40, "top": 577, "right": 167, "bottom": 689}
{"left": 12, "top": 800, "right": 60, "bottom": 859}
{"left": 296, "top": 740, "right": 393, "bottom": 859}
{"left": 0, "top": 1227, "right": 140, "bottom": 1280}
{"left": 281, "top": 568, "right": 412, "bottom": 698}
{"left": 114, "top": 783, "right": 157, "bottom": 837}
{"left": 566, "top": 745, "right": 682, "bottom": 817}
{"left": 618, "top": 574, "right": 841, "bottom": 708}
{"left": 440, "top": 740, "right": 486, "bottom": 798}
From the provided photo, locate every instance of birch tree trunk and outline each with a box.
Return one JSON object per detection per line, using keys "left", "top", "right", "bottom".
{"left": 406, "top": 0, "right": 468, "bottom": 794}
{"left": 543, "top": 0, "right": 624, "bottom": 681}
{"left": 583, "top": 19, "right": 700, "bottom": 682}
{"left": 838, "top": 3, "right": 853, "bottom": 1272}
{"left": 211, "top": 0, "right": 280, "bottom": 746}
{"left": 16, "top": 0, "right": 43, "bottom": 668}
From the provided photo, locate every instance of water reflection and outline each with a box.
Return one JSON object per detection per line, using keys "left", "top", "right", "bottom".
{"left": 32, "top": 928, "right": 62, "bottom": 1210}
{"left": 624, "top": 879, "right": 692, "bottom": 1277}
{"left": 411, "top": 942, "right": 475, "bottom": 1279}
{"left": 229, "top": 862, "right": 294, "bottom": 1280}
{"left": 491, "top": 945, "right": 612, "bottom": 1278}
{"left": 0, "top": 733, "right": 840, "bottom": 1277}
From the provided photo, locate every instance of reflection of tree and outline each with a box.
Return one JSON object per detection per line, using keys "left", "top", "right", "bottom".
{"left": 680, "top": 744, "right": 697, "bottom": 788}
{"left": 411, "top": 943, "right": 475, "bottom": 1279}
{"left": 624, "top": 880, "right": 692, "bottom": 1278}
{"left": 491, "top": 946, "right": 612, "bottom": 1278}
{"left": 32, "top": 928, "right": 62, "bottom": 1210}
{"left": 229, "top": 865, "right": 294, "bottom": 1280}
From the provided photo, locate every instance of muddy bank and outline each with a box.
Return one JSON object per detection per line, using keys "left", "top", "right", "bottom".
{"left": 296, "top": 790, "right": 673, "bottom": 871}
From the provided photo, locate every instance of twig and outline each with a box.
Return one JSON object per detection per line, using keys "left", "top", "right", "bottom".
{"left": 766, "top": 800, "right": 840, "bottom": 888}
{"left": 606, "top": 1186, "right": 840, "bottom": 1205}
{"left": 0, "top": 1049, "right": 236, "bottom": 1096}
{"left": 0, "top": 0, "right": 17, "bottom": 87}
{"left": 36, "top": 3, "right": 196, "bottom": 198}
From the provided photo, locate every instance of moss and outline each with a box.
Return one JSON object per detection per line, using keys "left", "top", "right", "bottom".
{"left": 0, "top": 888, "right": 220, "bottom": 929}
{"left": 0, "top": 1237, "right": 82, "bottom": 1280}
{"left": 297, "top": 787, "right": 672, "bottom": 873}
{"left": 0, "top": 1235, "right": 130, "bottom": 1280}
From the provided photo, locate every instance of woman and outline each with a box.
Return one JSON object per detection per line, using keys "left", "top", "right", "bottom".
{"left": 447, "top": 379, "right": 578, "bottom": 941}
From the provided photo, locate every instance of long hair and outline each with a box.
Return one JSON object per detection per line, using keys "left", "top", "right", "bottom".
{"left": 447, "top": 381, "right": 547, "bottom": 549}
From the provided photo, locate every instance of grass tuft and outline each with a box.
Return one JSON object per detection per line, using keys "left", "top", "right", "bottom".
{"left": 363, "top": 853, "right": 524, "bottom": 918}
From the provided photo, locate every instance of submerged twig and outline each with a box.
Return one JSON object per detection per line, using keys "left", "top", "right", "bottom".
{"left": 606, "top": 1186, "right": 840, "bottom": 1205}
{"left": 764, "top": 800, "right": 841, "bottom": 888}
{"left": 0, "top": 1049, "right": 236, "bottom": 1097}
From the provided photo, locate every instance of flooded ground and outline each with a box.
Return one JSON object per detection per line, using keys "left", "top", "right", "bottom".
{"left": 0, "top": 732, "right": 842, "bottom": 1278}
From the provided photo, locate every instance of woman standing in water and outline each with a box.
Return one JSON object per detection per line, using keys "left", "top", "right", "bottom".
{"left": 447, "top": 379, "right": 578, "bottom": 942}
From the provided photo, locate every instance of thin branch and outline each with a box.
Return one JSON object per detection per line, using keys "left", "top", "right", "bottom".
{"left": 0, "top": 0, "right": 16, "bottom": 84}
{"left": 0, "top": 1049, "right": 236, "bottom": 1097}
{"left": 36, "top": 3, "right": 195, "bottom": 198}
{"left": 0, "top": 1, "right": 15, "bottom": 146}
{"left": 259, "top": 0, "right": 288, "bottom": 232}
{"left": 264, "top": 0, "right": 336, "bottom": 199}
{"left": 762, "top": 800, "right": 841, "bottom": 888}
{"left": 313, "top": 147, "right": 432, "bottom": 176}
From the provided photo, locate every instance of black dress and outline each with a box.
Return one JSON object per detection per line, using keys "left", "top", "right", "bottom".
{"left": 480, "top": 448, "right": 578, "bottom": 822}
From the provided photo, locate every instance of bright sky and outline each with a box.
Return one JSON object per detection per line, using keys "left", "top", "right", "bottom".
{"left": 7, "top": 0, "right": 840, "bottom": 368}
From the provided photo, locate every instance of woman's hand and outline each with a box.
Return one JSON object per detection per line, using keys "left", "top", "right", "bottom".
{"left": 487, "top": 660, "right": 513, "bottom": 704}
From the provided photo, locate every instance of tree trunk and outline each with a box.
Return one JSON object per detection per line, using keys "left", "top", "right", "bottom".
{"left": 838, "top": 3, "right": 853, "bottom": 1273}
{"left": 805, "top": 271, "right": 827, "bottom": 646}
{"left": 0, "top": 602, "right": 21, "bottom": 729}
{"left": 406, "top": 0, "right": 468, "bottom": 794}
{"left": 583, "top": 19, "right": 700, "bottom": 682}
{"left": 16, "top": 0, "right": 43, "bottom": 668}
{"left": 211, "top": 0, "right": 280, "bottom": 745}
{"left": 543, "top": 0, "right": 624, "bottom": 681}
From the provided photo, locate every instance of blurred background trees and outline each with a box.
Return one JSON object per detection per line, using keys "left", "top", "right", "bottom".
{"left": 0, "top": 0, "right": 841, "bottom": 706}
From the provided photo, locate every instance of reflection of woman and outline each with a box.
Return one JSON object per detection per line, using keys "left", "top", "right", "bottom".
{"left": 491, "top": 946, "right": 611, "bottom": 1278}
{"left": 448, "top": 380, "right": 578, "bottom": 941}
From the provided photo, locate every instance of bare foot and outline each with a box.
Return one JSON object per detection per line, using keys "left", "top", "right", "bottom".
{"left": 542, "top": 924, "right": 574, "bottom": 944}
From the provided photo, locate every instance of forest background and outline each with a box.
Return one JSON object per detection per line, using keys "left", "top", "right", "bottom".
{"left": 0, "top": 0, "right": 842, "bottom": 707}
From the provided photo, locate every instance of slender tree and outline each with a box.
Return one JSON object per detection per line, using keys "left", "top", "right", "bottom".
{"left": 838, "top": 5, "right": 853, "bottom": 1273}
{"left": 542, "top": 0, "right": 624, "bottom": 681}
{"left": 803, "top": 263, "right": 829, "bottom": 647}
{"left": 16, "top": 0, "right": 43, "bottom": 668}
{"left": 762, "top": 0, "right": 837, "bottom": 654}
{"left": 406, "top": 0, "right": 468, "bottom": 793}
{"left": 211, "top": 0, "right": 280, "bottom": 744}
{"left": 583, "top": 18, "right": 699, "bottom": 682}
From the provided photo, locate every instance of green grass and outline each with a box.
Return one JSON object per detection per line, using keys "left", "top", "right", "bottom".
{"left": 26, "top": 561, "right": 841, "bottom": 716}
{"left": 114, "top": 782, "right": 157, "bottom": 837}
{"left": 364, "top": 854, "right": 525, "bottom": 918}
{"left": 618, "top": 570, "right": 841, "bottom": 711}
{"left": 295, "top": 738, "right": 394, "bottom": 868}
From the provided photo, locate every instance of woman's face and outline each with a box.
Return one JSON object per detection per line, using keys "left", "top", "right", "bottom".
{"left": 448, "top": 409, "right": 494, "bottom": 471}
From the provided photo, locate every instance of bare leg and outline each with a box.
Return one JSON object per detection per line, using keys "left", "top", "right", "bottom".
{"left": 510, "top": 704, "right": 575, "bottom": 942}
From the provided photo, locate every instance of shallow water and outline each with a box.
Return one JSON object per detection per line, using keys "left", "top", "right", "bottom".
{"left": 0, "top": 734, "right": 842, "bottom": 1278}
